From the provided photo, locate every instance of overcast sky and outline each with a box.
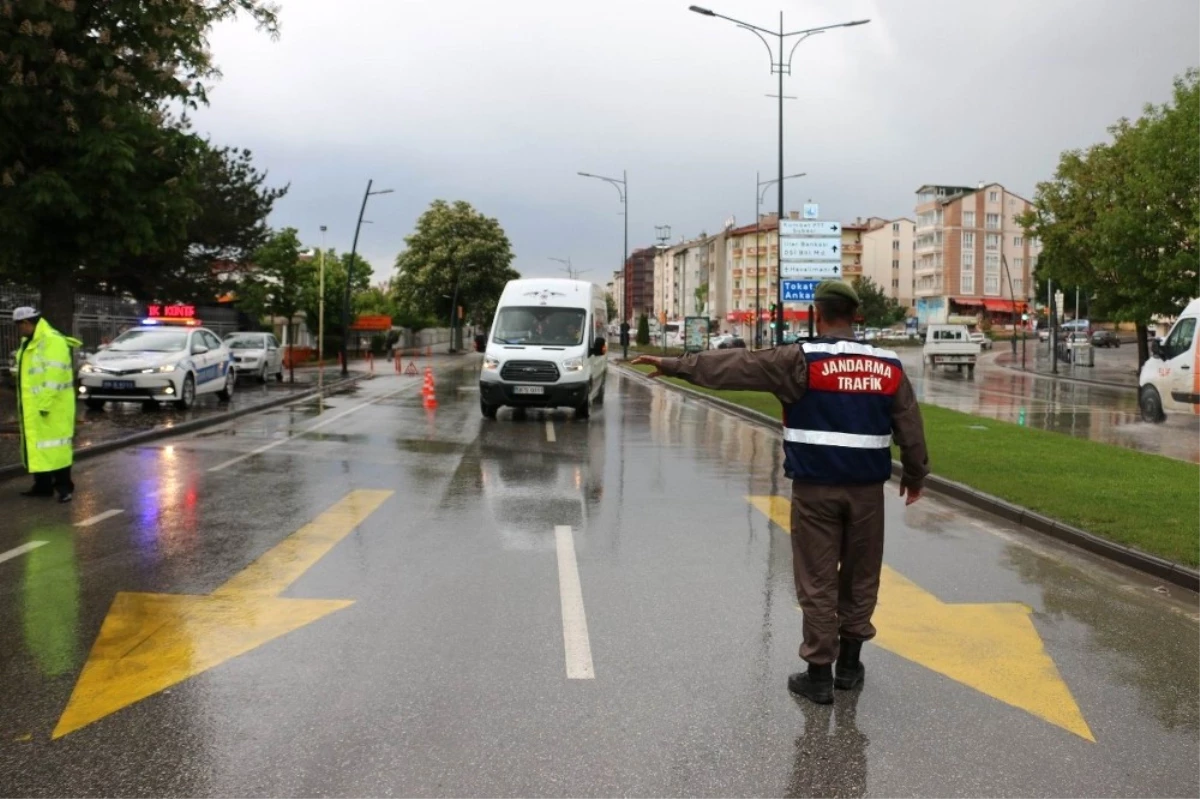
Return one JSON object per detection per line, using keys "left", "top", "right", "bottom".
{"left": 192, "top": 0, "right": 1199, "bottom": 286}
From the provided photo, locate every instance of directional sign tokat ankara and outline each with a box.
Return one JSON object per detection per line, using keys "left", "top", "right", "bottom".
{"left": 53, "top": 490, "right": 394, "bottom": 739}
{"left": 747, "top": 495, "right": 1094, "bottom": 741}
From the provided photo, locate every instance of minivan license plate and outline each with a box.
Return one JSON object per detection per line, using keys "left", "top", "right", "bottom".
{"left": 513, "top": 385, "right": 544, "bottom": 395}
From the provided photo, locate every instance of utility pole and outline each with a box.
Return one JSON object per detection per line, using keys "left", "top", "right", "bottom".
{"left": 342, "top": 180, "right": 394, "bottom": 376}
{"left": 655, "top": 225, "right": 671, "bottom": 354}
{"left": 318, "top": 225, "right": 327, "bottom": 391}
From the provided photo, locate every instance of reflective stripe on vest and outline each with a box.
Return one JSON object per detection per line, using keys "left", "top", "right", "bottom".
{"left": 782, "top": 428, "right": 892, "bottom": 449}
{"left": 36, "top": 437, "right": 73, "bottom": 449}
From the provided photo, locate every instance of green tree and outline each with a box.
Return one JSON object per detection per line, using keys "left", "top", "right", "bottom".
{"left": 0, "top": 0, "right": 279, "bottom": 328}
{"left": 855, "top": 277, "right": 906, "bottom": 328}
{"left": 300, "top": 249, "right": 373, "bottom": 354}
{"left": 242, "top": 229, "right": 308, "bottom": 382}
{"left": 694, "top": 284, "right": 709, "bottom": 316}
{"left": 636, "top": 314, "right": 650, "bottom": 346}
{"left": 605, "top": 292, "right": 618, "bottom": 321}
{"left": 392, "top": 200, "right": 519, "bottom": 328}
{"left": 1021, "top": 70, "right": 1199, "bottom": 366}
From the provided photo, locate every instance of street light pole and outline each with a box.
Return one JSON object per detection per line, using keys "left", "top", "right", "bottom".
{"left": 690, "top": 5, "right": 868, "bottom": 346}
{"left": 342, "top": 179, "right": 394, "bottom": 376}
{"left": 755, "top": 171, "right": 805, "bottom": 348}
{"left": 578, "top": 169, "right": 627, "bottom": 307}
{"left": 654, "top": 225, "right": 671, "bottom": 354}
{"left": 318, "top": 225, "right": 327, "bottom": 392}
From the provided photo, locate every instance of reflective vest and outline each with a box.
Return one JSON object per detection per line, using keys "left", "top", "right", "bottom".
{"left": 16, "top": 318, "right": 81, "bottom": 473}
{"left": 782, "top": 338, "right": 903, "bottom": 485}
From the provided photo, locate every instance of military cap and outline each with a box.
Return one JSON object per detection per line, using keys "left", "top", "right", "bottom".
{"left": 813, "top": 279, "right": 859, "bottom": 306}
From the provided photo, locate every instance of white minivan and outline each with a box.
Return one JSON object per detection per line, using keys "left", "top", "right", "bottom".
{"left": 477, "top": 278, "right": 608, "bottom": 419}
{"left": 1139, "top": 298, "right": 1199, "bottom": 422}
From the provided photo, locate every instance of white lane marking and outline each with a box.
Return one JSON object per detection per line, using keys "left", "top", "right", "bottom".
{"left": 0, "top": 541, "right": 48, "bottom": 565}
{"left": 208, "top": 386, "right": 410, "bottom": 473}
{"left": 75, "top": 509, "right": 124, "bottom": 528}
{"left": 545, "top": 420, "right": 556, "bottom": 442}
{"left": 555, "top": 525, "right": 594, "bottom": 679}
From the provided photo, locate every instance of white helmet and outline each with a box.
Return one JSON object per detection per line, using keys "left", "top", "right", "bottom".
{"left": 12, "top": 306, "right": 39, "bottom": 322}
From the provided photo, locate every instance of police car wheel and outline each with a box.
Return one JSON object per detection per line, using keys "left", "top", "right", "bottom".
{"left": 1139, "top": 385, "right": 1165, "bottom": 424}
{"left": 178, "top": 374, "right": 196, "bottom": 410}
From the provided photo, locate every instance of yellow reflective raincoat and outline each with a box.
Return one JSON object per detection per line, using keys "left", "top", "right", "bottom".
{"left": 16, "top": 318, "right": 81, "bottom": 473}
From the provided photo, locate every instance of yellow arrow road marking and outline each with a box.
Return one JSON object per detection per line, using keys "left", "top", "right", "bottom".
{"left": 747, "top": 495, "right": 1094, "bottom": 742}
{"left": 53, "top": 489, "right": 392, "bottom": 739}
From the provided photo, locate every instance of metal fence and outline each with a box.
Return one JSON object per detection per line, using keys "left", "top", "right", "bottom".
{"left": 1, "top": 286, "right": 243, "bottom": 369}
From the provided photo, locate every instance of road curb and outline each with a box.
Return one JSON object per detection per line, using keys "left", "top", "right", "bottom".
{"left": 0, "top": 373, "right": 373, "bottom": 484}
{"left": 992, "top": 354, "right": 1138, "bottom": 392}
{"left": 616, "top": 362, "right": 1199, "bottom": 592}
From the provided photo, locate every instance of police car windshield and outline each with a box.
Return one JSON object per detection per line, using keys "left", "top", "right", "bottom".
{"left": 109, "top": 330, "right": 189, "bottom": 352}
{"left": 493, "top": 307, "right": 586, "bottom": 346}
{"left": 226, "top": 335, "right": 267, "bottom": 349}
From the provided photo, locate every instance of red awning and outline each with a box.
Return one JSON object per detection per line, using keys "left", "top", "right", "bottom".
{"left": 953, "top": 297, "right": 984, "bottom": 307}
{"left": 983, "top": 299, "right": 1028, "bottom": 312}
{"left": 349, "top": 314, "right": 393, "bottom": 332}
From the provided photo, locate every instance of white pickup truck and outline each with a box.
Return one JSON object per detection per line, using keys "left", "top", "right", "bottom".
{"left": 923, "top": 324, "right": 982, "bottom": 378}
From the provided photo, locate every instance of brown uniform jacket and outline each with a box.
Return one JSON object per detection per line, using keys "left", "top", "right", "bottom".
{"left": 658, "top": 331, "right": 930, "bottom": 489}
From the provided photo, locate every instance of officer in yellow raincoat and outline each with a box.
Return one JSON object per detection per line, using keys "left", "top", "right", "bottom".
{"left": 13, "top": 307, "right": 81, "bottom": 502}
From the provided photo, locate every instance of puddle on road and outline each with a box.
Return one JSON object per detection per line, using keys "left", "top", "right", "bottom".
{"left": 396, "top": 438, "right": 464, "bottom": 455}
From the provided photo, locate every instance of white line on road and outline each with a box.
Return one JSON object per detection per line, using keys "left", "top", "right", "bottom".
{"left": 555, "top": 525, "right": 594, "bottom": 679}
{"left": 208, "top": 386, "right": 411, "bottom": 473}
{"left": 0, "top": 541, "right": 48, "bottom": 566}
{"left": 545, "top": 420, "right": 556, "bottom": 442}
{"left": 75, "top": 509, "right": 124, "bottom": 528}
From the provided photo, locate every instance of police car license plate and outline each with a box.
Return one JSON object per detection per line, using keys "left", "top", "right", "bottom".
{"left": 513, "top": 386, "right": 544, "bottom": 395}
{"left": 102, "top": 380, "right": 135, "bottom": 390}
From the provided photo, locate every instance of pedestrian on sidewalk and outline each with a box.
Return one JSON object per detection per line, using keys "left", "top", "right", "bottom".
{"left": 619, "top": 319, "right": 631, "bottom": 360}
{"left": 632, "top": 280, "right": 930, "bottom": 705}
{"left": 12, "top": 307, "right": 81, "bottom": 502}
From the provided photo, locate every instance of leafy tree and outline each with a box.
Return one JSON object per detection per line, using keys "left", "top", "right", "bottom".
{"left": 694, "top": 284, "right": 709, "bottom": 316}
{"left": 0, "top": 0, "right": 279, "bottom": 328}
{"left": 392, "top": 200, "right": 518, "bottom": 328}
{"left": 300, "top": 249, "right": 372, "bottom": 352}
{"left": 636, "top": 314, "right": 650, "bottom": 346}
{"left": 241, "top": 229, "right": 308, "bottom": 382}
{"left": 605, "top": 292, "right": 618, "bottom": 321}
{"left": 855, "top": 277, "right": 906, "bottom": 328}
{"left": 1021, "top": 70, "right": 1199, "bottom": 366}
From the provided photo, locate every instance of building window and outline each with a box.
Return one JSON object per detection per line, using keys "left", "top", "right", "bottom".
{"left": 986, "top": 213, "right": 1000, "bottom": 229}
{"left": 892, "top": 259, "right": 900, "bottom": 270}
{"left": 963, "top": 211, "right": 975, "bottom": 228}
{"left": 918, "top": 191, "right": 935, "bottom": 204}
{"left": 986, "top": 233, "right": 1000, "bottom": 250}
{"left": 892, "top": 278, "right": 900, "bottom": 290}
{"left": 985, "top": 254, "right": 1000, "bottom": 295}
{"left": 989, "top": 191, "right": 999, "bottom": 202}
{"left": 1030, "top": 255, "right": 1039, "bottom": 270}
{"left": 892, "top": 222, "right": 900, "bottom": 234}
{"left": 961, "top": 268, "right": 975, "bottom": 295}
{"left": 962, "top": 231, "right": 974, "bottom": 249}
{"left": 1014, "top": 257, "right": 1024, "bottom": 271}
{"left": 1014, "top": 235, "right": 1024, "bottom": 246}
{"left": 963, "top": 250, "right": 975, "bottom": 269}
{"left": 1013, "top": 277, "right": 1024, "bottom": 296}
{"left": 892, "top": 239, "right": 900, "bottom": 251}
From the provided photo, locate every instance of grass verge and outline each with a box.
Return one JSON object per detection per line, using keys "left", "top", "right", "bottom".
{"left": 627, "top": 364, "right": 1199, "bottom": 566}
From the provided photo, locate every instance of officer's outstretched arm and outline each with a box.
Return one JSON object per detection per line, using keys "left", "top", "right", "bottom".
{"left": 653, "top": 347, "right": 808, "bottom": 404}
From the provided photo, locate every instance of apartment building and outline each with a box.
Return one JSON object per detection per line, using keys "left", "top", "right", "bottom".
{"left": 622, "top": 246, "right": 657, "bottom": 322}
{"left": 652, "top": 232, "right": 727, "bottom": 323}
{"left": 722, "top": 215, "right": 779, "bottom": 339}
{"left": 861, "top": 217, "right": 916, "bottom": 311}
{"left": 609, "top": 269, "right": 625, "bottom": 322}
{"left": 841, "top": 220, "right": 870, "bottom": 285}
{"left": 913, "top": 183, "right": 1040, "bottom": 326}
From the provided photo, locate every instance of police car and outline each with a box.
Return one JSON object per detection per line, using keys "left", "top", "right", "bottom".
{"left": 77, "top": 320, "right": 235, "bottom": 410}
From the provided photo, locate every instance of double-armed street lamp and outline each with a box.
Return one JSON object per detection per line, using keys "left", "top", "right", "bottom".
{"left": 578, "top": 171, "right": 628, "bottom": 309}
{"left": 689, "top": 5, "right": 868, "bottom": 345}
{"left": 342, "top": 180, "right": 394, "bottom": 376}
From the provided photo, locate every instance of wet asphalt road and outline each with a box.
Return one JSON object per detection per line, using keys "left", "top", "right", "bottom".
{"left": 0, "top": 362, "right": 1196, "bottom": 797}
{"left": 899, "top": 349, "right": 1199, "bottom": 463}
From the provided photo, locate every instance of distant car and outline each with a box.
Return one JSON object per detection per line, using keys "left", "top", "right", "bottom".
{"left": 709, "top": 334, "right": 734, "bottom": 350}
{"left": 1091, "top": 330, "right": 1121, "bottom": 348}
{"left": 725, "top": 337, "right": 747, "bottom": 349}
{"left": 225, "top": 332, "right": 285, "bottom": 382}
{"left": 968, "top": 331, "right": 993, "bottom": 350}
{"left": 77, "top": 325, "right": 235, "bottom": 411}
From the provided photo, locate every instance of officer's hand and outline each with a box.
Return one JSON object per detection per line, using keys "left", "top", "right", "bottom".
{"left": 900, "top": 481, "right": 922, "bottom": 506}
{"left": 630, "top": 355, "right": 664, "bottom": 378}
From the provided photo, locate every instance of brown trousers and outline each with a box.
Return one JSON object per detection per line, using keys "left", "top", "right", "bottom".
{"left": 790, "top": 481, "right": 886, "bottom": 665}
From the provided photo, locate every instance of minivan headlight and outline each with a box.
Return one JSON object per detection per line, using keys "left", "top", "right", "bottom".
{"left": 483, "top": 356, "right": 500, "bottom": 371}
{"left": 562, "top": 357, "right": 584, "bottom": 372}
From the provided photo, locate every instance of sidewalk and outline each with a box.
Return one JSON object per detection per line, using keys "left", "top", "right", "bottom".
{"left": 993, "top": 340, "right": 1139, "bottom": 389}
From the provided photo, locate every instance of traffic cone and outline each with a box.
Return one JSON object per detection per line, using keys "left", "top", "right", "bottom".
{"left": 422, "top": 368, "right": 437, "bottom": 408}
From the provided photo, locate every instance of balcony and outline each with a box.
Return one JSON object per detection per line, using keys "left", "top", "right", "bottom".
{"left": 732, "top": 248, "right": 744, "bottom": 258}
{"left": 843, "top": 243, "right": 863, "bottom": 255}
{"left": 731, "top": 269, "right": 743, "bottom": 278}
{"left": 732, "top": 289, "right": 743, "bottom": 297}
{"left": 843, "top": 264, "right": 863, "bottom": 276}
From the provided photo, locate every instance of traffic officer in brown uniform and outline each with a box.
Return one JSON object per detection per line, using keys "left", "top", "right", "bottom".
{"left": 632, "top": 279, "right": 930, "bottom": 704}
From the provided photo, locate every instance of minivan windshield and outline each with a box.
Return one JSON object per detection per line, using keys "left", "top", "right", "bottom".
{"left": 493, "top": 307, "right": 587, "bottom": 346}
{"left": 108, "top": 330, "right": 189, "bottom": 352}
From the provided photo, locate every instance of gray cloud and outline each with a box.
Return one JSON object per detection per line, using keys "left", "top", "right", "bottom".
{"left": 193, "top": 0, "right": 1200, "bottom": 285}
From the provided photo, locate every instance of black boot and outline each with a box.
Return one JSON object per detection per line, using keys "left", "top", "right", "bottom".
{"left": 835, "top": 638, "right": 865, "bottom": 690}
{"left": 788, "top": 663, "right": 834, "bottom": 705}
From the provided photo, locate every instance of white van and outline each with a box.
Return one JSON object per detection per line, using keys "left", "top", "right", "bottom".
{"left": 1138, "top": 298, "right": 1199, "bottom": 422}
{"left": 478, "top": 278, "right": 608, "bottom": 419}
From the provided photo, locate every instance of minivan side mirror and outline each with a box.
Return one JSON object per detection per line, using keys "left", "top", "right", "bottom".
{"left": 474, "top": 334, "right": 486, "bottom": 353}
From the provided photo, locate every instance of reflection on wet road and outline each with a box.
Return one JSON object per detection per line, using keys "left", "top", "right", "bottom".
{"left": 0, "top": 362, "right": 1195, "bottom": 797}
{"left": 899, "top": 350, "right": 1199, "bottom": 463}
